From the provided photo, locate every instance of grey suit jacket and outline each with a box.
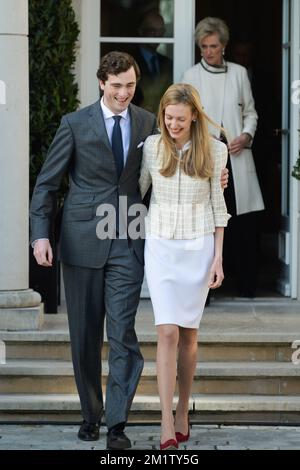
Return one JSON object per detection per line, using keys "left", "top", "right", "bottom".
{"left": 30, "top": 101, "right": 157, "bottom": 268}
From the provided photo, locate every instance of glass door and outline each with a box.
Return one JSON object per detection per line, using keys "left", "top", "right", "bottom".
{"left": 99, "top": 0, "right": 174, "bottom": 114}
{"left": 99, "top": 0, "right": 195, "bottom": 114}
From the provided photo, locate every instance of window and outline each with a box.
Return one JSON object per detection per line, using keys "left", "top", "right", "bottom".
{"left": 100, "top": 0, "right": 174, "bottom": 113}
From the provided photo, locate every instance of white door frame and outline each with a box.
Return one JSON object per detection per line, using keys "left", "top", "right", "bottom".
{"left": 281, "top": 0, "right": 300, "bottom": 299}
{"left": 289, "top": 0, "right": 300, "bottom": 299}
{"left": 173, "top": 0, "right": 195, "bottom": 81}
{"left": 75, "top": 0, "right": 100, "bottom": 106}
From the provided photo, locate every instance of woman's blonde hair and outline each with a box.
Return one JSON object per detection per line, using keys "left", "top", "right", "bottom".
{"left": 195, "top": 17, "right": 229, "bottom": 47}
{"left": 157, "top": 83, "right": 223, "bottom": 178}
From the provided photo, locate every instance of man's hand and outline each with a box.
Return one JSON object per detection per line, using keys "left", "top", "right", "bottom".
{"left": 33, "top": 239, "right": 53, "bottom": 267}
{"left": 228, "top": 133, "right": 252, "bottom": 155}
{"left": 220, "top": 168, "right": 229, "bottom": 189}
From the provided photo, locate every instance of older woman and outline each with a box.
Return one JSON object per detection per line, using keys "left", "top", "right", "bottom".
{"left": 182, "top": 17, "right": 264, "bottom": 297}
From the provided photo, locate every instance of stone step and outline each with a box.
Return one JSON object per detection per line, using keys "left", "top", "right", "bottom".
{"left": 1, "top": 393, "right": 300, "bottom": 412}
{"left": 1, "top": 300, "right": 300, "bottom": 363}
{"left": 0, "top": 394, "right": 300, "bottom": 424}
{"left": 1, "top": 360, "right": 300, "bottom": 395}
{"left": 2, "top": 340, "right": 295, "bottom": 362}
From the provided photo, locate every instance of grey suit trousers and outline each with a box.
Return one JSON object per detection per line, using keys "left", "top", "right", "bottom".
{"left": 62, "top": 238, "right": 144, "bottom": 429}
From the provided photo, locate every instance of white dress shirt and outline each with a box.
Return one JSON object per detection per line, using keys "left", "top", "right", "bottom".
{"left": 100, "top": 98, "right": 131, "bottom": 165}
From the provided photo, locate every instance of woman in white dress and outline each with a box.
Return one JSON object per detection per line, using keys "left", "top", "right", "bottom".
{"left": 139, "top": 83, "right": 230, "bottom": 450}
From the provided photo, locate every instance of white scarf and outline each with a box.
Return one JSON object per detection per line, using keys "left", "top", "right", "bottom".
{"left": 199, "top": 58, "right": 227, "bottom": 136}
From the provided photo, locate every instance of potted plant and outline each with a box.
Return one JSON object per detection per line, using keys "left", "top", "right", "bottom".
{"left": 29, "top": 0, "right": 79, "bottom": 312}
{"left": 292, "top": 130, "right": 300, "bottom": 180}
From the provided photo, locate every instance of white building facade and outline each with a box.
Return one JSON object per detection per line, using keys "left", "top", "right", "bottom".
{"left": 0, "top": 0, "right": 300, "bottom": 332}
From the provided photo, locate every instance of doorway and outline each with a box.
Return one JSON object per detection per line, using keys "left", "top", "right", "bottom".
{"left": 194, "top": 0, "right": 284, "bottom": 297}
{"left": 95, "top": 0, "right": 293, "bottom": 299}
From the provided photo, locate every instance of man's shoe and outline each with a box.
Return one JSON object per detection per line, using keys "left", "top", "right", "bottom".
{"left": 106, "top": 426, "right": 132, "bottom": 450}
{"left": 78, "top": 420, "right": 100, "bottom": 441}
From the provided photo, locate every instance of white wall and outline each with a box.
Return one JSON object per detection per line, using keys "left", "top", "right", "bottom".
{"left": 72, "top": 0, "right": 100, "bottom": 108}
{"left": 0, "top": 0, "right": 29, "bottom": 289}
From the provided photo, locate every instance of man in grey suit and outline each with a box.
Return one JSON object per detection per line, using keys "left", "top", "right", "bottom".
{"left": 30, "top": 51, "right": 157, "bottom": 449}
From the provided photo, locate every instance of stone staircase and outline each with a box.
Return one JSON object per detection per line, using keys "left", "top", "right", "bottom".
{"left": 1, "top": 299, "right": 300, "bottom": 424}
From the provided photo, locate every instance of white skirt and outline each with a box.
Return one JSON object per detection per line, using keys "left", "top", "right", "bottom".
{"left": 145, "top": 234, "right": 215, "bottom": 329}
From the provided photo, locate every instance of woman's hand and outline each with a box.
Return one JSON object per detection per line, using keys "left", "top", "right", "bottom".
{"left": 228, "top": 133, "right": 252, "bottom": 155}
{"left": 208, "top": 256, "right": 224, "bottom": 289}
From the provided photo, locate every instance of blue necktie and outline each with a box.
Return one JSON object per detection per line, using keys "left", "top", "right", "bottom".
{"left": 112, "top": 116, "right": 124, "bottom": 178}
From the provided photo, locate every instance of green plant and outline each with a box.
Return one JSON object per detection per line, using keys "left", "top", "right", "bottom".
{"left": 29, "top": 0, "right": 80, "bottom": 202}
{"left": 292, "top": 130, "right": 300, "bottom": 181}
{"left": 292, "top": 156, "right": 300, "bottom": 180}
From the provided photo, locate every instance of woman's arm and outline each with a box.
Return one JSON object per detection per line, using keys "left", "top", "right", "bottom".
{"left": 209, "top": 141, "right": 230, "bottom": 288}
{"left": 208, "top": 227, "right": 224, "bottom": 289}
{"left": 241, "top": 66, "right": 258, "bottom": 138}
{"left": 210, "top": 142, "right": 231, "bottom": 227}
{"left": 139, "top": 139, "right": 152, "bottom": 199}
{"left": 228, "top": 67, "right": 258, "bottom": 155}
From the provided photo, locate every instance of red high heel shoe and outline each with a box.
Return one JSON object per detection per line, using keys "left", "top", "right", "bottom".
{"left": 160, "top": 439, "right": 178, "bottom": 450}
{"left": 175, "top": 417, "right": 190, "bottom": 443}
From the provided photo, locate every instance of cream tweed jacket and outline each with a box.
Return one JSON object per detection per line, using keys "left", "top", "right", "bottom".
{"left": 139, "top": 134, "right": 230, "bottom": 239}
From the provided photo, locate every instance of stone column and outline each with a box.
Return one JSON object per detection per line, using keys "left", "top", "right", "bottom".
{"left": 0, "top": 0, "right": 43, "bottom": 330}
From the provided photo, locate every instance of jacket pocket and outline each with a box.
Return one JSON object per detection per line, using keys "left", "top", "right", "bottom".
{"left": 70, "top": 193, "right": 95, "bottom": 205}
{"left": 65, "top": 206, "right": 94, "bottom": 221}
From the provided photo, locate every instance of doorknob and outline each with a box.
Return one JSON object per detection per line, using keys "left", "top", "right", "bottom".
{"left": 274, "top": 128, "right": 289, "bottom": 136}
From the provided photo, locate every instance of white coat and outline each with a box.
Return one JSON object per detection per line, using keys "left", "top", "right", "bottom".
{"left": 182, "top": 60, "right": 265, "bottom": 215}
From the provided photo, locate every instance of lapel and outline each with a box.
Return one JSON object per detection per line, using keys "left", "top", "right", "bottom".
{"left": 119, "top": 104, "right": 143, "bottom": 182}
{"left": 88, "top": 101, "right": 113, "bottom": 156}
{"left": 88, "top": 101, "right": 143, "bottom": 181}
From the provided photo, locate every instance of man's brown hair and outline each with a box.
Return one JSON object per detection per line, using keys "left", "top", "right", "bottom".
{"left": 97, "top": 51, "right": 141, "bottom": 82}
